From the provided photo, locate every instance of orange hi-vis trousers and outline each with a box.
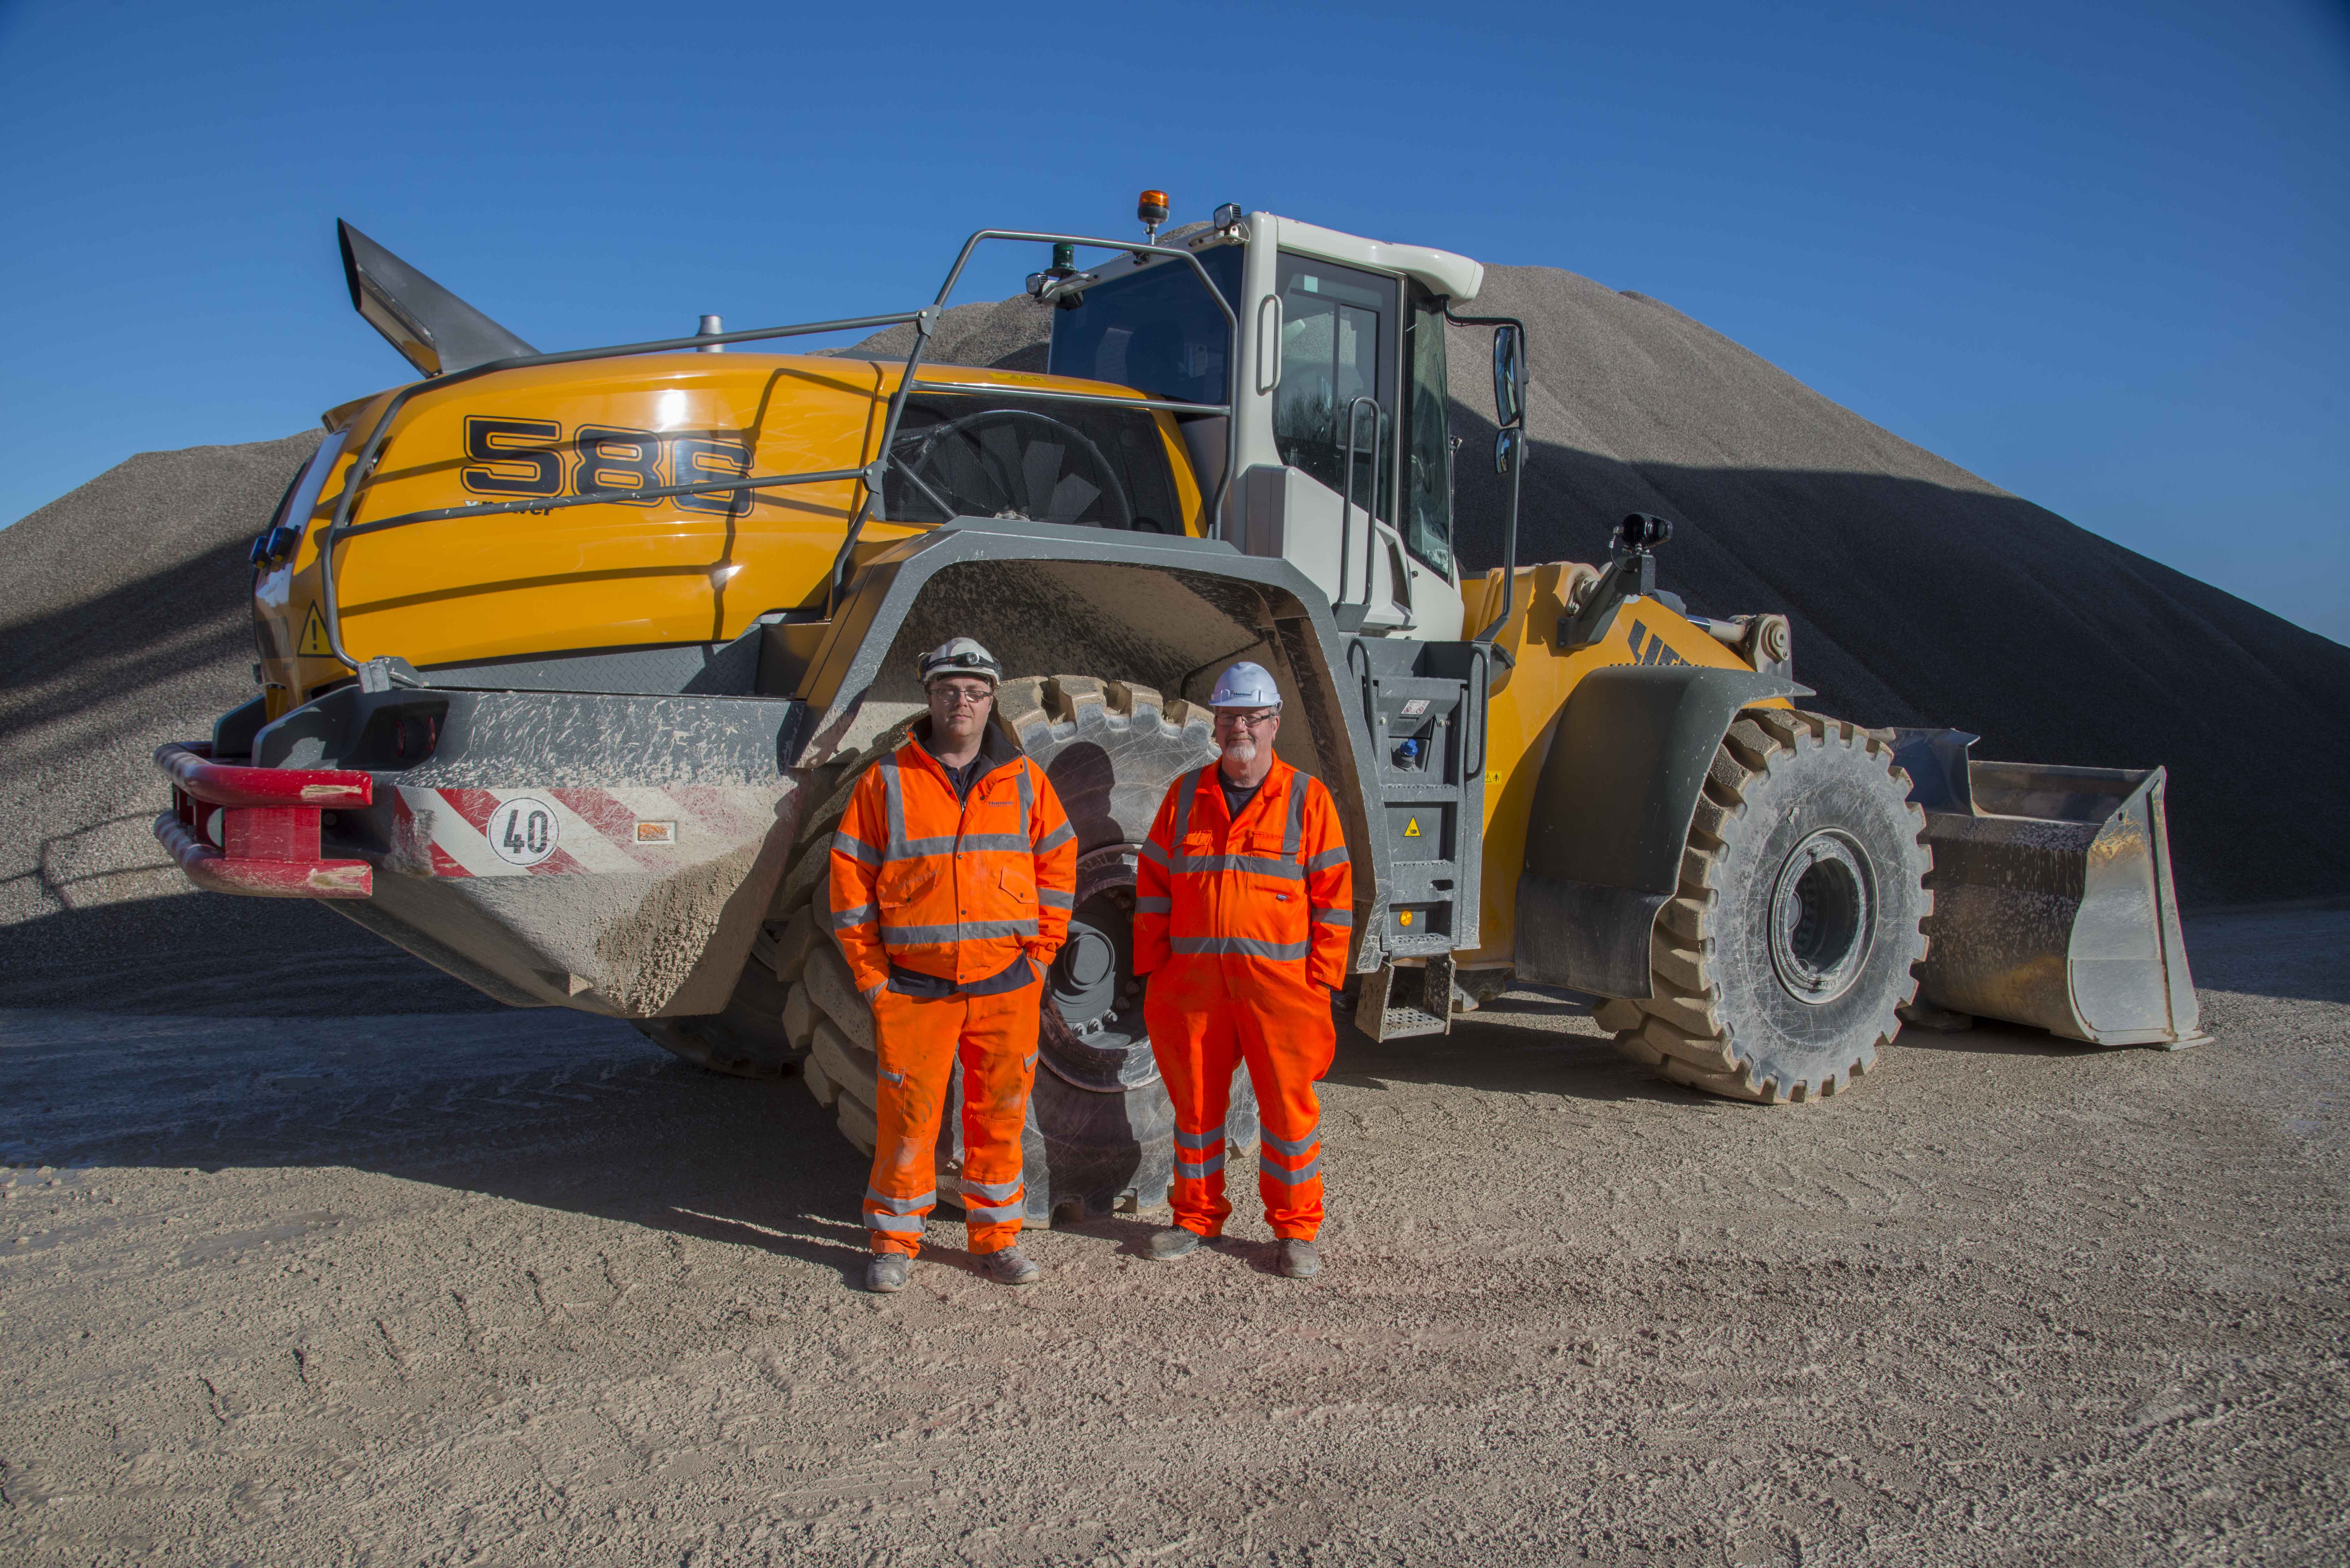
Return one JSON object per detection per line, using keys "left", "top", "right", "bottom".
{"left": 1144, "top": 958, "right": 1334, "bottom": 1241}
{"left": 863, "top": 980, "right": 1040, "bottom": 1257}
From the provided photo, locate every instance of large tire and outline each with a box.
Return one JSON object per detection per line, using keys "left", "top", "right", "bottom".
{"left": 1595, "top": 708, "right": 1932, "bottom": 1104}
{"left": 784, "top": 675, "right": 1260, "bottom": 1225}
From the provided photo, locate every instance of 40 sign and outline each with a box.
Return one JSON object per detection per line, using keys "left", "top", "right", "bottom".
{"left": 486, "top": 795, "right": 562, "bottom": 867}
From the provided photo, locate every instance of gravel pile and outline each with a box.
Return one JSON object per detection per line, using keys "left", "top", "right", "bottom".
{"left": 0, "top": 433, "right": 497, "bottom": 1014}
{"left": 1438, "top": 267, "right": 2350, "bottom": 907}
{"left": 6, "top": 261, "right": 2339, "bottom": 1012}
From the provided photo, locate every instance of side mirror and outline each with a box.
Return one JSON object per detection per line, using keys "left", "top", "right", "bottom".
{"left": 1491, "top": 323, "right": 1526, "bottom": 428}
{"left": 1494, "top": 426, "right": 1521, "bottom": 475}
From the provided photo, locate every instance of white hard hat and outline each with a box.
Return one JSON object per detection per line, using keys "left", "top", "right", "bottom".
{"left": 1209, "top": 661, "right": 1282, "bottom": 710}
{"left": 918, "top": 636, "right": 1001, "bottom": 687}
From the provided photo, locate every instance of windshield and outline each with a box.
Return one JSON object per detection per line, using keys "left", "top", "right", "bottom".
{"left": 1048, "top": 243, "right": 1244, "bottom": 405}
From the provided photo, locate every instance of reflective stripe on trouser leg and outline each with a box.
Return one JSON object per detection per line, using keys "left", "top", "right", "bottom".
{"left": 1228, "top": 961, "right": 1336, "bottom": 1241}
{"left": 1145, "top": 960, "right": 1242, "bottom": 1239}
{"left": 865, "top": 987, "right": 961, "bottom": 1257}
{"left": 953, "top": 979, "right": 1043, "bottom": 1255}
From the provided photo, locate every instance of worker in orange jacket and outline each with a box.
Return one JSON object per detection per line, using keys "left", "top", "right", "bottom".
{"left": 829, "top": 637, "right": 1077, "bottom": 1293}
{"left": 1133, "top": 661, "right": 1353, "bottom": 1279}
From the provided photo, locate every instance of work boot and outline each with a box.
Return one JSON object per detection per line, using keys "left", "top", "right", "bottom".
{"left": 979, "top": 1247, "right": 1041, "bottom": 1286}
{"left": 864, "top": 1253, "right": 910, "bottom": 1293}
{"left": 1147, "top": 1226, "right": 1204, "bottom": 1261}
{"left": 1276, "top": 1239, "right": 1322, "bottom": 1279}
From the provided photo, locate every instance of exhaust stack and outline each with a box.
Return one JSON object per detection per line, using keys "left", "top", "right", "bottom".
{"left": 337, "top": 219, "right": 538, "bottom": 378}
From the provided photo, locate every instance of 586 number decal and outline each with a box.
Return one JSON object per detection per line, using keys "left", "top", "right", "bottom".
{"left": 462, "top": 417, "right": 752, "bottom": 516}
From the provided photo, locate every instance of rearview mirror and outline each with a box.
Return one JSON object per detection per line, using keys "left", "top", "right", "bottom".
{"left": 1491, "top": 323, "right": 1526, "bottom": 429}
{"left": 1494, "top": 426, "right": 1521, "bottom": 475}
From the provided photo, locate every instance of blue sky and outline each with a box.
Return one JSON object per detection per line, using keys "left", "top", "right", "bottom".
{"left": 3, "top": 0, "right": 2344, "bottom": 643}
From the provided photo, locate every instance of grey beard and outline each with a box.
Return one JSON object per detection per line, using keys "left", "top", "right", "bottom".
{"left": 1221, "top": 737, "right": 1258, "bottom": 766}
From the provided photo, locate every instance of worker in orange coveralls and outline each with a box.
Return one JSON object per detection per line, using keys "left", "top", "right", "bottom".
{"left": 829, "top": 637, "right": 1077, "bottom": 1294}
{"left": 1132, "top": 660, "right": 1353, "bottom": 1279}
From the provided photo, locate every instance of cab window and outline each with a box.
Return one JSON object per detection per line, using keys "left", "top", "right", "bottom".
{"left": 1048, "top": 244, "right": 1244, "bottom": 407}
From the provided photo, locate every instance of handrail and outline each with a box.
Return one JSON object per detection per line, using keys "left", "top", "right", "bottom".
{"left": 312, "top": 227, "right": 1245, "bottom": 683}
{"left": 1336, "top": 395, "right": 1383, "bottom": 617}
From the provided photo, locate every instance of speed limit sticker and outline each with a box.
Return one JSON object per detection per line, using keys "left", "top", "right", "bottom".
{"left": 487, "top": 796, "right": 561, "bottom": 867}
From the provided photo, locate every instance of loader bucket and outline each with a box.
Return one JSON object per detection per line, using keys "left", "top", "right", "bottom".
{"left": 1891, "top": 729, "right": 2204, "bottom": 1048}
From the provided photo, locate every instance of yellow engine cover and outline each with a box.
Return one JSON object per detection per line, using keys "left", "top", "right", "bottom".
{"left": 253, "top": 355, "right": 1202, "bottom": 706}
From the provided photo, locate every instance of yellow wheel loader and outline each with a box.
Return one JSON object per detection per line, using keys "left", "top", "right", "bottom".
{"left": 155, "top": 197, "right": 2202, "bottom": 1223}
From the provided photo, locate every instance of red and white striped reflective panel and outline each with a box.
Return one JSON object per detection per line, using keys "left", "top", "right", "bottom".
{"left": 390, "top": 785, "right": 780, "bottom": 878}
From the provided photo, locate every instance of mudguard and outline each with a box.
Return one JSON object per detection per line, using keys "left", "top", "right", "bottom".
{"left": 1514, "top": 665, "right": 1807, "bottom": 998}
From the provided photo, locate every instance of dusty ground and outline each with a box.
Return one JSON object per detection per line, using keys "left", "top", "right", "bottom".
{"left": 2, "top": 905, "right": 2344, "bottom": 1566}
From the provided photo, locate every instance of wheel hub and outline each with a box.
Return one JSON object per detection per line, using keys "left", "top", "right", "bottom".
{"left": 1767, "top": 829, "right": 1875, "bottom": 1004}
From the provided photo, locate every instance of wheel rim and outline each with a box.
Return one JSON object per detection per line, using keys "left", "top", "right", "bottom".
{"left": 1767, "top": 829, "right": 1875, "bottom": 1005}
{"left": 1039, "top": 846, "right": 1159, "bottom": 1091}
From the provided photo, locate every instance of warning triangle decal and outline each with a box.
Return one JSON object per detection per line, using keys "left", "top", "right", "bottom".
{"left": 1404, "top": 817, "right": 1422, "bottom": 838}
{"left": 298, "top": 604, "right": 332, "bottom": 658}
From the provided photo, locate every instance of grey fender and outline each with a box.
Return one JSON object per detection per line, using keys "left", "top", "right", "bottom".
{"left": 1515, "top": 665, "right": 1808, "bottom": 998}
{"left": 793, "top": 515, "right": 1393, "bottom": 971}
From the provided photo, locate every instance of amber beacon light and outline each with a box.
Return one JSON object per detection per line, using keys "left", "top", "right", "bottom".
{"left": 1137, "top": 190, "right": 1170, "bottom": 242}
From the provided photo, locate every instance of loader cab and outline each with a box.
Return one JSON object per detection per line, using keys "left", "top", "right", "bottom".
{"left": 1046, "top": 212, "right": 1480, "bottom": 641}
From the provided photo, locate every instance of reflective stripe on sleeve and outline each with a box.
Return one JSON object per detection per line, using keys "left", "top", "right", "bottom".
{"left": 1134, "top": 896, "right": 1171, "bottom": 914}
{"left": 1138, "top": 839, "right": 1170, "bottom": 867}
{"left": 1038, "top": 888, "right": 1075, "bottom": 910}
{"left": 832, "top": 832, "right": 883, "bottom": 866}
{"left": 1174, "top": 1126, "right": 1225, "bottom": 1150}
{"left": 1258, "top": 1154, "right": 1322, "bottom": 1185}
{"left": 1036, "top": 822, "right": 1075, "bottom": 852}
{"left": 961, "top": 1175, "right": 1022, "bottom": 1203}
{"left": 1261, "top": 1128, "right": 1318, "bottom": 1157}
{"left": 1304, "top": 845, "right": 1349, "bottom": 872}
{"left": 1309, "top": 907, "right": 1353, "bottom": 927}
{"left": 830, "top": 903, "right": 878, "bottom": 930}
{"left": 1170, "top": 936, "right": 1309, "bottom": 961}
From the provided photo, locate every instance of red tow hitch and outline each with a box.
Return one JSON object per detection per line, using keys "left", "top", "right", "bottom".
{"left": 153, "top": 742, "right": 375, "bottom": 898}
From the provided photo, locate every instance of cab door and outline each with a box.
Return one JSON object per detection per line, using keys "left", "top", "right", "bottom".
{"left": 1241, "top": 252, "right": 1460, "bottom": 636}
